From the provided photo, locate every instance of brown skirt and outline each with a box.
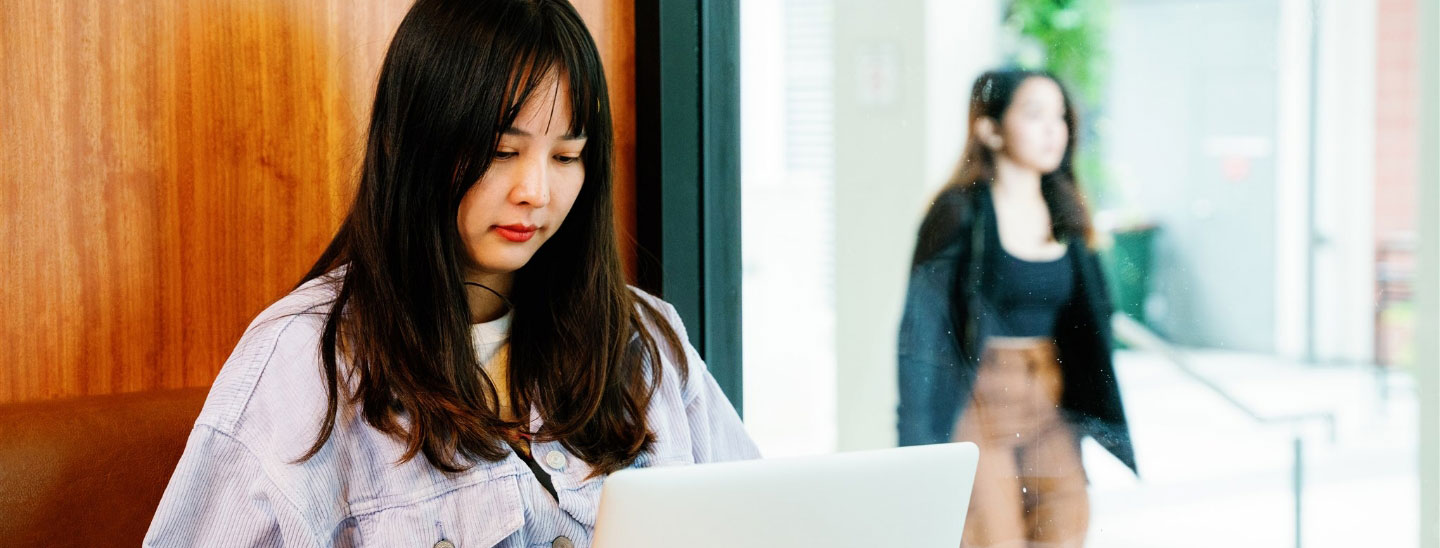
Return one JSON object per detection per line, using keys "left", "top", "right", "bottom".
{"left": 954, "top": 339, "right": 1089, "bottom": 548}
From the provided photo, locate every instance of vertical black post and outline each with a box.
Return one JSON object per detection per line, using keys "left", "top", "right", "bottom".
{"left": 634, "top": 0, "right": 743, "bottom": 412}
{"left": 1294, "top": 436, "right": 1304, "bottom": 548}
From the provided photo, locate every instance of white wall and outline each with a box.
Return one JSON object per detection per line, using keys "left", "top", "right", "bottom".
{"left": 740, "top": 0, "right": 839, "bottom": 457}
{"left": 1274, "top": 0, "right": 1313, "bottom": 360}
{"left": 923, "top": 0, "right": 1000, "bottom": 192}
{"left": 832, "top": 0, "right": 1001, "bottom": 451}
{"left": 1416, "top": 1, "right": 1439, "bottom": 544}
{"left": 741, "top": 0, "right": 1002, "bottom": 456}
{"left": 1311, "top": 0, "right": 1377, "bottom": 364}
{"left": 1107, "top": 0, "right": 1283, "bottom": 351}
{"left": 1108, "top": 0, "right": 1375, "bottom": 360}
{"left": 832, "top": 0, "right": 929, "bottom": 451}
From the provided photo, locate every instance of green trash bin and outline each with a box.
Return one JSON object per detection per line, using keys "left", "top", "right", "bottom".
{"left": 1099, "top": 225, "right": 1157, "bottom": 332}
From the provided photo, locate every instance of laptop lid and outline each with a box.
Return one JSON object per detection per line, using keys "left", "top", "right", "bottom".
{"left": 592, "top": 442, "right": 979, "bottom": 548}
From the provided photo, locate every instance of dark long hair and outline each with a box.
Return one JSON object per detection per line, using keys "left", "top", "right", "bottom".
{"left": 917, "top": 69, "right": 1094, "bottom": 264}
{"left": 296, "top": 0, "right": 687, "bottom": 477}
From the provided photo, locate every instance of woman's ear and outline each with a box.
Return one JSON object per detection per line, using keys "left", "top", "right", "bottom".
{"left": 974, "top": 117, "right": 1003, "bottom": 151}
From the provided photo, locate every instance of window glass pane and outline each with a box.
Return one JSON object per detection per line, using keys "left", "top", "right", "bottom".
{"left": 740, "top": 1, "right": 1424, "bottom": 545}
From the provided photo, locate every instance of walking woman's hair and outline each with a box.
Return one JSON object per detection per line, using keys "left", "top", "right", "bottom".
{"left": 296, "top": 0, "right": 687, "bottom": 477}
{"left": 916, "top": 69, "right": 1095, "bottom": 264}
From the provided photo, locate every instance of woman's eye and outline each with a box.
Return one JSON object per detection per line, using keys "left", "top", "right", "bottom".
{"left": 495, "top": 150, "right": 518, "bottom": 160}
{"left": 554, "top": 155, "right": 581, "bottom": 165}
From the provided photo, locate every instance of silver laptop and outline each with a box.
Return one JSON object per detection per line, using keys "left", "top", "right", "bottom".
{"left": 592, "top": 442, "right": 979, "bottom": 548}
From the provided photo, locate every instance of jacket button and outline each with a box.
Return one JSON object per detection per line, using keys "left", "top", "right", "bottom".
{"left": 434, "top": 540, "right": 456, "bottom": 548}
{"left": 552, "top": 536, "right": 574, "bottom": 548}
{"left": 544, "top": 450, "right": 568, "bottom": 471}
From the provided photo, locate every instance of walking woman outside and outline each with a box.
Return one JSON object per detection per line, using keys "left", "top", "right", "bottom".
{"left": 897, "top": 69, "right": 1138, "bottom": 548}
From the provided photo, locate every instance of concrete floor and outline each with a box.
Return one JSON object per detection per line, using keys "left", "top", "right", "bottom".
{"left": 1085, "top": 350, "right": 1419, "bottom": 547}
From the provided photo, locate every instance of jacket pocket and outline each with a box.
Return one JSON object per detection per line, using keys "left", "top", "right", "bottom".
{"left": 352, "top": 472, "right": 525, "bottom": 548}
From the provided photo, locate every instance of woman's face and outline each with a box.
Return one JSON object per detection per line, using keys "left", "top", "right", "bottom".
{"left": 457, "top": 74, "right": 587, "bottom": 278}
{"left": 997, "top": 77, "right": 1070, "bottom": 174}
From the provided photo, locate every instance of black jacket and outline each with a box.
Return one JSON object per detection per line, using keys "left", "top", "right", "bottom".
{"left": 896, "top": 185, "right": 1138, "bottom": 474}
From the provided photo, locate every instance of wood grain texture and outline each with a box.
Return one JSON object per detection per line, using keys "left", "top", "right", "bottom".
{"left": 0, "top": 0, "right": 637, "bottom": 404}
{"left": 573, "top": 0, "right": 639, "bottom": 282}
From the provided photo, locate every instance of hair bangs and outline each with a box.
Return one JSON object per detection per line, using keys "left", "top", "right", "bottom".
{"left": 503, "top": 3, "right": 605, "bottom": 138}
{"left": 454, "top": 11, "right": 605, "bottom": 192}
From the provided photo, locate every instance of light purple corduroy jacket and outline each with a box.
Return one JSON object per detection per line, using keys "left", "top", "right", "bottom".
{"left": 144, "top": 275, "right": 759, "bottom": 547}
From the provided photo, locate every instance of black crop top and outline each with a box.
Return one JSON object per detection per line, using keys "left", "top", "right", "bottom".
{"left": 976, "top": 193, "right": 1076, "bottom": 340}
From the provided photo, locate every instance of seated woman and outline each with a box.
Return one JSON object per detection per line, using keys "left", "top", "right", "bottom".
{"left": 145, "top": 1, "right": 758, "bottom": 546}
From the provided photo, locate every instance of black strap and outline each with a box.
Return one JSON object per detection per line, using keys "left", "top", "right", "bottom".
{"left": 508, "top": 440, "right": 559, "bottom": 501}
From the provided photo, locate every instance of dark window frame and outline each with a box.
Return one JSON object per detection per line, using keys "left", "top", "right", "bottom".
{"left": 634, "top": 0, "right": 743, "bottom": 412}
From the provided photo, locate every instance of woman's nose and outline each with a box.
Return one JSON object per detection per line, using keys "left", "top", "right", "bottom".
{"left": 510, "top": 156, "right": 551, "bottom": 207}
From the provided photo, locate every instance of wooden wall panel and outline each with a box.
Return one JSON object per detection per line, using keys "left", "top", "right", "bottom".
{"left": 0, "top": 0, "right": 637, "bottom": 404}
{"left": 573, "top": 0, "right": 639, "bottom": 281}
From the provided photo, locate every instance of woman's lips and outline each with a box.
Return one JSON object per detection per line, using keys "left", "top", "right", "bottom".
{"left": 494, "top": 224, "right": 538, "bottom": 243}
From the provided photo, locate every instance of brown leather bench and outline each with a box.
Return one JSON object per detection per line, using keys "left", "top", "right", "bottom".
{"left": 0, "top": 387, "right": 209, "bottom": 545}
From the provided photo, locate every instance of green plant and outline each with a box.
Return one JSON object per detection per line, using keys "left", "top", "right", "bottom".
{"left": 1005, "top": 0, "right": 1110, "bottom": 108}
{"left": 1004, "top": 0, "right": 1115, "bottom": 208}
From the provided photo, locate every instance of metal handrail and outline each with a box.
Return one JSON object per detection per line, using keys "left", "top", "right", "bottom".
{"left": 1111, "top": 314, "right": 1336, "bottom": 548}
{"left": 1112, "top": 314, "right": 1337, "bottom": 440}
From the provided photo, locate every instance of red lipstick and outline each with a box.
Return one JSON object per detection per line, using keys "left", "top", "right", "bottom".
{"left": 494, "top": 224, "right": 538, "bottom": 243}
